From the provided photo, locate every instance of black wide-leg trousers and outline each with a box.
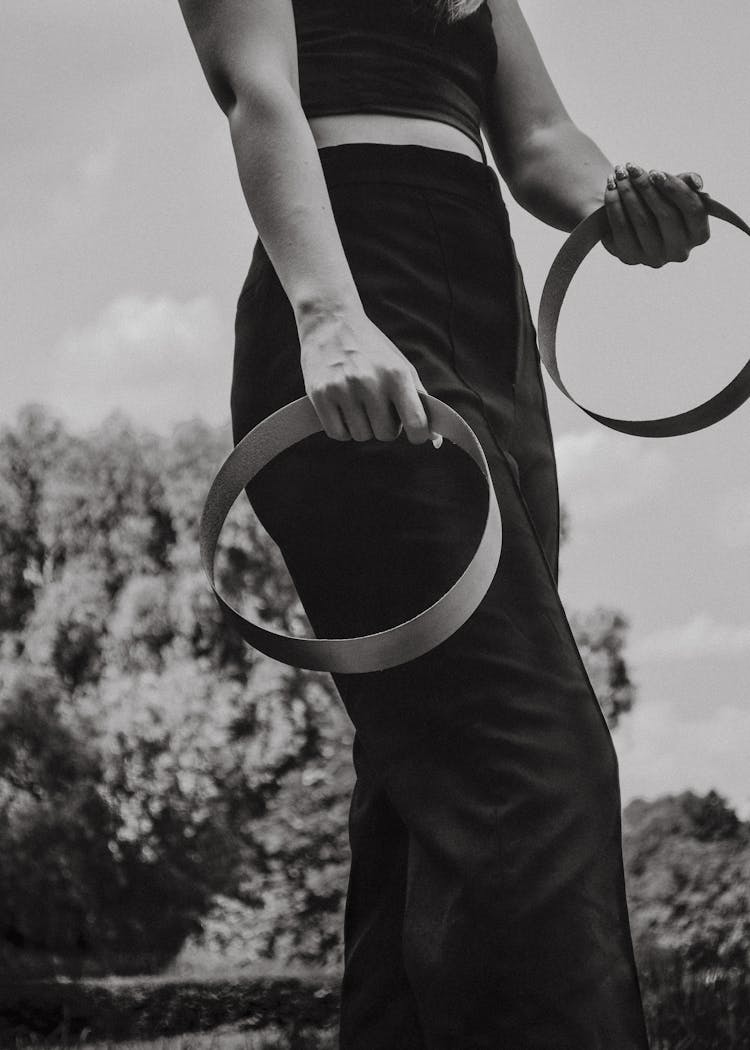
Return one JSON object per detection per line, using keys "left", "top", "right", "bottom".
{"left": 230, "top": 143, "right": 649, "bottom": 1049}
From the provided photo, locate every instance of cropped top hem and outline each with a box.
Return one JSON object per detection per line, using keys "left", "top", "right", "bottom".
{"left": 304, "top": 103, "right": 487, "bottom": 158}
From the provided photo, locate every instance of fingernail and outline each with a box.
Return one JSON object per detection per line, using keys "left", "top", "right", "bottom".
{"left": 606, "top": 174, "right": 617, "bottom": 191}
{"left": 689, "top": 172, "right": 704, "bottom": 191}
{"left": 615, "top": 165, "right": 628, "bottom": 181}
{"left": 431, "top": 432, "right": 443, "bottom": 450}
{"left": 625, "top": 162, "right": 644, "bottom": 178}
{"left": 649, "top": 170, "right": 667, "bottom": 186}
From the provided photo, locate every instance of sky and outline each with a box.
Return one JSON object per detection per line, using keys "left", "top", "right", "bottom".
{"left": 4, "top": 1, "right": 749, "bottom": 813}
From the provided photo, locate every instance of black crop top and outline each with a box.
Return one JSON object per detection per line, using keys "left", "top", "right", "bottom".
{"left": 292, "top": 0, "right": 497, "bottom": 158}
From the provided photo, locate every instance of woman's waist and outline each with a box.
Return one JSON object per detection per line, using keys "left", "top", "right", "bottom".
{"left": 308, "top": 112, "right": 484, "bottom": 163}
{"left": 311, "top": 137, "right": 501, "bottom": 209}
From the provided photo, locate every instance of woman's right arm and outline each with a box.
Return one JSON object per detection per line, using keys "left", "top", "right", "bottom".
{"left": 177, "top": 0, "right": 432, "bottom": 444}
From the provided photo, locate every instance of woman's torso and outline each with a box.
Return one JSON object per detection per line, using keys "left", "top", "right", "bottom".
{"left": 294, "top": 0, "right": 496, "bottom": 163}
{"left": 308, "top": 114, "right": 484, "bottom": 162}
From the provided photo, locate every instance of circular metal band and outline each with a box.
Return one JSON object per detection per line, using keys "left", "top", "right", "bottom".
{"left": 200, "top": 395, "right": 502, "bottom": 673}
{"left": 537, "top": 197, "right": 750, "bottom": 437}
{"left": 203, "top": 197, "right": 749, "bottom": 668}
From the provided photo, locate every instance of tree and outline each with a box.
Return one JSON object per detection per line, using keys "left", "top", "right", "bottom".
{"left": 35, "top": 414, "right": 174, "bottom": 592}
{"left": 623, "top": 792, "right": 750, "bottom": 969}
{"left": 0, "top": 668, "right": 119, "bottom": 971}
{"left": 0, "top": 406, "right": 67, "bottom": 632}
{"left": 569, "top": 607, "right": 635, "bottom": 728}
{"left": 0, "top": 402, "right": 640, "bottom": 976}
{"left": 23, "top": 559, "right": 110, "bottom": 689}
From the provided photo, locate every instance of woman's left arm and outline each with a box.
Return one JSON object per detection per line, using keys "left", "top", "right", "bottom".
{"left": 482, "top": 0, "right": 710, "bottom": 266}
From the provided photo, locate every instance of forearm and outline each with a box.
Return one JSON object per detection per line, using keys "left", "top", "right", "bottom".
{"left": 176, "top": 0, "right": 432, "bottom": 445}
{"left": 227, "top": 81, "right": 362, "bottom": 331}
{"left": 495, "top": 119, "right": 612, "bottom": 232}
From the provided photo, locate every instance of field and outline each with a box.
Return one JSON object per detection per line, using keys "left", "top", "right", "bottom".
{"left": 7, "top": 1029, "right": 337, "bottom": 1050}
{"left": 3, "top": 957, "right": 750, "bottom": 1050}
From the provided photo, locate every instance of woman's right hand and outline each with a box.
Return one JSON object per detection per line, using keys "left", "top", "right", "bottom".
{"left": 299, "top": 306, "right": 437, "bottom": 444}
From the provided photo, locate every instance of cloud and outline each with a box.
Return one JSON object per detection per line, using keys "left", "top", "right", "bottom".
{"left": 631, "top": 614, "right": 750, "bottom": 663}
{"left": 615, "top": 696, "right": 750, "bottom": 818}
{"left": 49, "top": 136, "right": 120, "bottom": 229}
{"left": 553, "top": 428, "right": 669, "bottom": 522}
{"left": 45, "top": 293, "right": 232, "bottom": 432}
{"left": 80, "top": 137, "right": 119, "bottom": 186}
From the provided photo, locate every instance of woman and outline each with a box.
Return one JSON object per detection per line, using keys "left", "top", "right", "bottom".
{"left": 177, "top": 1, "right": 709, "bottom": 1046}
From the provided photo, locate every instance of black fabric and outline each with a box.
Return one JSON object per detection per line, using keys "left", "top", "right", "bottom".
{"left": 292, "top": 0, "right": 497, "bottom": 157}
{"left": 231, "top": 143, "right": 650, "bottom": 1050}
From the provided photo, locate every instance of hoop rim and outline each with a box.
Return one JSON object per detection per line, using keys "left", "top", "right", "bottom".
{"left": 537, "top": 197, "right": 750, "bottom": 438}
{"left": 199, "top": 395, "right": 502, "bottom": 673}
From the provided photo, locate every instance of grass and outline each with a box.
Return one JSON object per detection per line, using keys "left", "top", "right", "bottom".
{"left": 0, "top": 972, "right": 339, "bottom": 1050}
{"left": 5, "top": 954, "right": 750, "bottom": 1050}
{"left": 10, "top": 1032, "right": 264, "bottom": 1050}
{"left": 638, "top": 956, "right": 750, "bottom": 1050}
{"left": 5, "top": 1022, "right": 339, "bottom": 1050}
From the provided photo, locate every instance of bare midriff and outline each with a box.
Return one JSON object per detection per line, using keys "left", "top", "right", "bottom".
{"left": 308, "top": 113, "right": 484, "bottom": 163}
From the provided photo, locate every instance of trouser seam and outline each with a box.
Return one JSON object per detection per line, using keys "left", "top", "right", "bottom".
{"left": 419, "top": 187, "right": 518, "bottom": 475}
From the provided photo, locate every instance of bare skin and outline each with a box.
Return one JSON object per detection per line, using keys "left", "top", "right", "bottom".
{"left": 176, "top": 0, "right": 709, "bottom": 444}
{"left": 308, "top": 113, "right": 485, "bottom": 163}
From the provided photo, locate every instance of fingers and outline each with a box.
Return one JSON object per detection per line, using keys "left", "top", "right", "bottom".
{"left": 624, "top": 163, "right": 691, "bottom": 264}
{"left": 307, "top": 392, "right": 350, "bottom": 441}
{"left": 303, "top": 319, "right": 436, "bottom": 444}
{"left": 411, "top": 373, "right": 443, "bottom": 448}
{"left": 347, "top": 367, "right": 433, "bottom": 443}
{"left": 308, "top": 370, "right": 432, "bottom": 445}
{"left": 604, "top": 162, "right": 710, "bottom": 267}
{"left": 609, "top": 165, "right": 663, "bottom": 262}
{"left": 655, "top": 170, "right": 711, "bottom": 246}
{"left": 359, "top": 383, "right": 403, "bottom": 441}
{"left": 338, "top": 398, "right": 374, "bottom": 442}
{"left": 307, "top": 384, "right": 373, "bottom": 441}
{"left": 678, "top": 171, "right": 705, "bottom": 194}
{"left": 389, "top": 370, "right": 432, "bottom": 444}
{"left": 603, "top": 172, "right": 642, "bottom": 265}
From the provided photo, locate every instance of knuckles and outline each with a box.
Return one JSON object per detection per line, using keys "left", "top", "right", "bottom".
{"left": 371, "top": 423, "right": 402, "bottom": 442}
{"left": 403, "top": 422, "right": 429, "bottom": 444}
{"left": 684, "top": 199, "right": 705, "bottom": 217}
{"left": 308, "top": 380, "right": 344, "bottom": 401}
{"left": 309, "top": 365, "right": 413, "bottom": 406}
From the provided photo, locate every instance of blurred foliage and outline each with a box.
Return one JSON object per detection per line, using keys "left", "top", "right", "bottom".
{"left": 0, "top": 401, "right": 720, "bottom": 984}
{"left": 0, "top": 972, "right": 340, "bottom": 1047}
{"left": 3, "top": 945, "right": 750, "bottom": 1048}
{"left": 569, "top": 607, "right": 635, "bottom": 726}
{"left": 0, "top": 406, "right": 350, "bottom": 976}
{"left": 624, "top": 790, "right": 750, "bottom": 970}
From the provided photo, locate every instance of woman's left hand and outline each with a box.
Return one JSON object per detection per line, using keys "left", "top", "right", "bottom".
{"left": 602, "top": 163, "right": 710, "bottom": 267}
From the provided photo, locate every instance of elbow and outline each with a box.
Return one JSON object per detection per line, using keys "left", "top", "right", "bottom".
{"left": 223, "top": 65, "right": 299, "bottom": 125}
{"left": 225, "top": 78, "right": 303, "bottom": 160}
{"left": 500, "top": 118, "right": 578, "bottom": 200}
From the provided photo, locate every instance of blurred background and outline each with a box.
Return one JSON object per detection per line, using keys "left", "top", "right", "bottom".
{"left": 1, "top": 1, "right": 749, "bottom": 1047}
